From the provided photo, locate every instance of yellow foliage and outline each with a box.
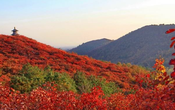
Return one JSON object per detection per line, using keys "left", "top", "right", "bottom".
{"left": 153, "top": 58, "right": 166, "bottom": 74}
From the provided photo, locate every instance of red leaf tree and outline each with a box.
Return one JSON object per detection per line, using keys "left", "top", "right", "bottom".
{"left": 166, "top": 29, "right": 175, "bottom": 79}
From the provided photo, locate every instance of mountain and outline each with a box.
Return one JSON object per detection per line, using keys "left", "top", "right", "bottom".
{"left": 86, "top": 24, "right": 175, "bottom": 67}
{"left": 0, "top": 34, "right": 150, "bottom": 90}
{"left": 69, "top": 38, "right": 113, "bottom": 55}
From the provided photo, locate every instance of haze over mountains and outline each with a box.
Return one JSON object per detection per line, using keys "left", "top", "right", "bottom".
{"left": 70, "top": 24, "right": 175, "bottom": 67}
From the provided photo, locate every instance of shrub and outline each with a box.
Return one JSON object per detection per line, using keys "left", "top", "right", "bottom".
{"left": 11, "top": 63, "right": 46, "bottom": 93}
{"left": 11, "top": 64, "right": 77, "bottom": 93}
{"left": 73, "top": 72, "right": 121, "bottom": 95}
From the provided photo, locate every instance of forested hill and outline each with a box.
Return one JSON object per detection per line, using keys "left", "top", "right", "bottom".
{"left": 0, "top": 34, "right": 150, "bottom": 90}
{"left": 86, "top": 24, "right": 175, "bottom": 67}
{"left": 69, "top": 38, "right": 113, "bottom": 55}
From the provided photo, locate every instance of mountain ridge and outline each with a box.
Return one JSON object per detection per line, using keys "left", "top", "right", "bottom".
{"left": 69, "top": 38, "right": 113, "bottom": 55}
{"left": 71, "top": 24, "right": 175, "bottom": 67}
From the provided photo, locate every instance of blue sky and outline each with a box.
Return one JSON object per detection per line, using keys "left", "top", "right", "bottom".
{"left": 1, "top": 0, "right": 175, "bottom": 48}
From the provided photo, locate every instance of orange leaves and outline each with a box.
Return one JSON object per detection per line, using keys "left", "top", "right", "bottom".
{"left": 154, "top": 58, "right": 164, "bottom": 66}
{"left": 153, "top": 58, "right": 166, "bottom": 73}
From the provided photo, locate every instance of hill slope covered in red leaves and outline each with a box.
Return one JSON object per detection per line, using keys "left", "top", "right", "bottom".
{"left": 1, "top": 33, "right": 175, "bottom": 109}
{"left": 0, "top": 34, "right": 150, "bottom": 89}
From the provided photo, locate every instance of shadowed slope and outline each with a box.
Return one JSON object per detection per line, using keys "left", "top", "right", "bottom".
{"left": 69, "top": 38, "right": 113, "bottom": 55}
{"left": 87, "top": 24, "right": 175, "bottom": 67}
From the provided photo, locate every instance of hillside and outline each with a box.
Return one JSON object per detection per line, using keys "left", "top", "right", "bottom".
{"left": 86, "top": 24, "right": 175, "bottom": 67}
{"left": 0, "top": 34, "right": 150, "bottom": 90}
{"left": 69, "top": 38, "right": 113, "bottom": 55}
{"left": 0, "top": 33, "right": 175, "bottom": 110}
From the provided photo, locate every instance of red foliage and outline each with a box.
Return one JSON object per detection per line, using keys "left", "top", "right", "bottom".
{"left": 166, "top": 29, "right": 175, "bottom": 34}
{"left": 0, "top": 34, "right": 149, "bottom": 90}
{"left": 166, "top": 30, "right": 175, "bottom": 78}
{"left": 1, "top": 32, "right": 175, "bottom": 109}
{"left": 169, "top": 59, "right": 175, "bottom": 65}
{"left": 0, "top": 82, "right": 108, "bottom": 110}
{"left": 79, "top": 86, "right": 107, "bottom": 109}
{"left": 0, "top": 81, "right": 175, "bottom": 109}
{"left": 171, "top": 36, "right": 175, "bottom": 40}
{"left": 171, "top": 72, "right": 175, "bottom": 79}
{"left": 129, "top": 88, "right": 175, "bottom": 110}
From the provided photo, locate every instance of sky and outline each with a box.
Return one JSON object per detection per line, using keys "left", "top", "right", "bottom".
{"left": 1, "top": 0, "right": 175, "bottom": 48}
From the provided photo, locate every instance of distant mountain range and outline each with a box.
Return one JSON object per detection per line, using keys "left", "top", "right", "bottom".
{"left": 69, "top": 24, "right": 175, "bottom": 67}
{"left": 69, "top": 38, "right": 113, "bottom": 55}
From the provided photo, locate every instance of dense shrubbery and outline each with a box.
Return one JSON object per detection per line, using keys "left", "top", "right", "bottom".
{"left": 11, "top": 64, "right": 46, "bottom": 93}
{"left": 73, "top": 72, "right": 121, "bottom": 95}
{"left": 10, "top": 64, "right": 77, "bottom": 93}
{"left": 10, "top": 64, "right": 120, "bottom": 95}
{"left": 0, "top": 34, "right": 151, "bottom": 91}
{"left": 3, "top": 58, "right": 174, "bottom": 109}
{"left": 0, "top": 61, "right": 175, "bottom": 109}
{"left": 0, "top": 28, "right": 175, "bottom": 109}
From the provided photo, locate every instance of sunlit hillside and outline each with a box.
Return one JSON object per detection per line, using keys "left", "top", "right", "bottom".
{"left": 0, "top": 34, "right": 175, "bottom": 109}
